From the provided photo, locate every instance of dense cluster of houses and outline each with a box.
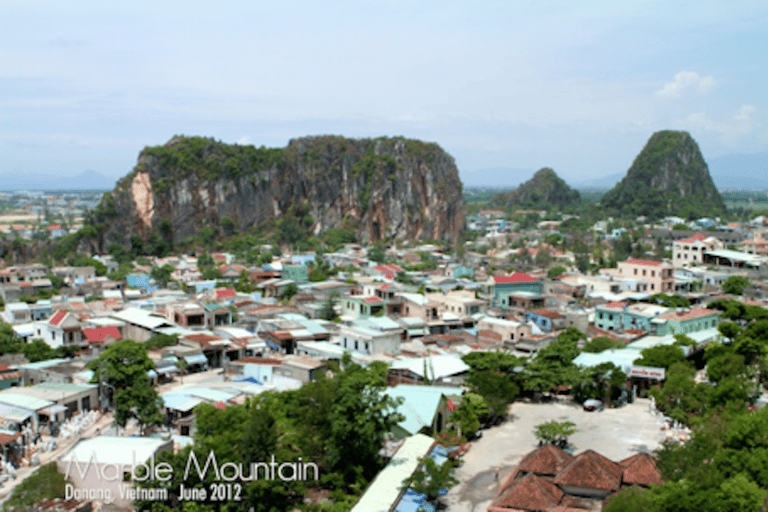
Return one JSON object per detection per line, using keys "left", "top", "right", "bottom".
{"left": 0, "top": 218, "right": 766, "bottom": 509}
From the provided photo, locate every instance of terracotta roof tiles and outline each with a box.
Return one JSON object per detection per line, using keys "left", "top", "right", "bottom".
{"left": 492, "top": 473, "right": 564, "bottom": 511}
{"left": 619, "top": 452, "right": 664, "bottom": 487}
{"left": 554, "top": 449, "right": 624, "bottom": 492}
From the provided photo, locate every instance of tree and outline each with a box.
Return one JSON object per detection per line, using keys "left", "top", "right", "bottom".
{"left": 633, "top": 345, "right": 686, "bottom": 370}
{"left": 368, "top": 242, "right": 386, "bottom": 263}
{"left": 451, "top": 393, "right": 489, "bottom": 437}
{"left": 150, "top": 264, "right": 175, "bottom": 288}
{"left": 582, "top": 336, "right": 625, "bottom": 353}
{"left": 401, "top": 457, "right": 459, "bottom": 508}
{"left": 722, "top": 275, "right": 751, "bottom": 295}
{"left": 533, "top": 420, "right": 577, "bottom": 444}
{"left": 88, "top": 340, "right": 162, "bottom": 434}
{"left": 326, "top": 355, "right": 404, "bottom": 483}
{"left": 547, "top": 264, "right": 567, "bottom": 279}
{"left": 463, "top": 370, "right": 519, "bottom": 421}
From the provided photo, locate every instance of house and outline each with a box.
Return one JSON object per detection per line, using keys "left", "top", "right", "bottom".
{"left": 273, "top": 355, "right": 328, "bottom": 383}
{"left": 229, "top": 357, "right": 282, "bottom": 384}
{"left": 525, "top": 309, "right": 566, "bottom": 332}
{"left": 81, "top": 326, "right": 122, "bottom": 348}
{"left": 673, "top": 233, "right": 724, "bottom": 268}
{"left": 383, "top": 385, "right": 461, "bottom": 439}
{"left": 489, "top": 444, "right": 663, "bottom": 511}
{"left": 594, "top": 302, "right": 670, "bottom": 333}
{"left": 492, "top": 273, "right": 542, "bottom": 308}
{"left": 39, "top": 310, "right": 83, "bottom": 349}
{"left": 652, "top": 308, "right": 720, "bottom": 336}
{"left": 477, "top": 316, "right": 532, "bottom": 345}
{"left": 2, "top": 302, "right": 31, "bottom": 325}
{"left": 388, "top": 355, "right": 470, "bottom": 387}
{"left": 615, "top": 258, "right": 675, "bottom": 294}
{"left": 338, "top": 324, "right": 401, "bottom": 356}
{"left": 282, "top": 264, "right": 309, "bottom": 282}
{"left": 110, "top": 308, "right": 174, "bottom": 342}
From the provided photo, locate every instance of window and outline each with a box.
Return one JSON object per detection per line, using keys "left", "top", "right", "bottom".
{"left": 354, "top": 341, "right": 358, "bottom": 350}
{"left": 651, "top": 271, "right": 655, "bottom": 277}
{"left": 365, "top": 342, "right": 369, "bottom": 353}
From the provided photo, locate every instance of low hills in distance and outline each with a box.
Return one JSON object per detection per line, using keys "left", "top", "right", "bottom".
{"left": 490, "top": 167, "right": 580, "bottom": 210}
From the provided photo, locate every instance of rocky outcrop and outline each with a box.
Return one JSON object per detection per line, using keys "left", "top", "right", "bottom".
{"left": 491, "top": 167, "right": 580, "bottom": 210}
{"left": 601, "top": 131, "right": 725, "bottom": 219}
{"left": 96, "top": 135, "right": 465, "bottom": 247}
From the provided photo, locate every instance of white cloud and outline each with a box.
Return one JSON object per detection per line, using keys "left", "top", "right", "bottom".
{"left": 655, "top": 71, "right": 715, "bottom": 100}
{"left": 235, "top": 136, "right": 252, "bottom": 145}
{"left": 679, "top": 103, "right": 765, "bottom": 150}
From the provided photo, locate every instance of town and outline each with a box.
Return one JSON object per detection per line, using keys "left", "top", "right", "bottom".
{"left": 0, "top": 187, "right": 766, "bottom": 512}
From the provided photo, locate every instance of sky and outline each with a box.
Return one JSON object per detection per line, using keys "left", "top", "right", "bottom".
{"left": 2, "top": 1, "right": 767, "bottom": 189}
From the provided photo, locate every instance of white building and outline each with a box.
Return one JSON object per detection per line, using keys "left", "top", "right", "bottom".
{"left": 673, "top": 233, "right": 724, "bottom": 268}
{"left": 339, "top": 324, "right": 401, "bottom": 356}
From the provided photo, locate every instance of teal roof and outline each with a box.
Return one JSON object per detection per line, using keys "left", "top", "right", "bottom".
{"left": 0, "top": 392, "right": 53, "bottom": 411}
{"left": 18, "top": 358, "right": 68, "bottom": 371}
{"left": 384, "top": 385, "right": 459, "bottom": 435}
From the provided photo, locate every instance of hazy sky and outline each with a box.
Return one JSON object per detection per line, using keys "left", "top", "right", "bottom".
{"left": 2, "top": 1, "right": 766, "bottom": 187}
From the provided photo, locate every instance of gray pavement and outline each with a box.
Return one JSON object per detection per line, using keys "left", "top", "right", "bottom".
{"left": 445, "top": 397, "right": 667, "bottom": 512}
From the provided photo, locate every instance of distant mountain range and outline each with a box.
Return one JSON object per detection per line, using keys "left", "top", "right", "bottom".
{"left": 0, "top": 169, "right": 117, "bottom": 191}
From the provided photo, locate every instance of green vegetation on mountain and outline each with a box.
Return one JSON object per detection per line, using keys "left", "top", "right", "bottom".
{"left": 601, "top": 131, "right": 725, "bottom": 220}
{"left": 138, "top": 135, "right": 286, "bottom": 182}
{"left": 491, "top": 167, "right": 580, "bottom": 210}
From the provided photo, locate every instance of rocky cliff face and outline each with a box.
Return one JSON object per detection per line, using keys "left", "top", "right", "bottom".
{"left": 601, "top": 131, "right": 725, "bottom": 219}
{"left": 96, "top": 135, "right": 465, "bottom": 247}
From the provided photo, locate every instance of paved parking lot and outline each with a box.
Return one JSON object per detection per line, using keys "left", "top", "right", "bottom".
{"left": 444, "top": 397, "right": 667, "bottom": 512}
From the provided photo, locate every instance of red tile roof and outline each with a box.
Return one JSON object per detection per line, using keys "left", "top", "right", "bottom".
{"left": 215, "top": 288, "right": 237, "bottom": 299}
{"left": 604, "top": 301, "right": 628, "bottom": 309}
{"left": 237, "top": 357, "right": 282, "bottom": 365}
{"left": 676, "top": 233, "right": 707, "bottom": 243}
{"left": 184, "top": 334, "right": 222, "bottom": 345}
{"left": 554, "top": 449, "right": 623, "bottom": 491}
{"left": 529, "top": 308, "right": 565, "bottom": 319}
{"left": 492, "top": 473, "right": 564, "bottom": 511}
{"left": 82, "top": 327, "right": 122, "bottom": 344}
{"left": 374, "top": 264, "right": 403, "bottom": 274}
{"left": 624, "top": 258, "right": 663, "bottom": 266}
{"left": 0, "top": 431, "right": 21, "bottom": 445}
{"left": 363, "top": 296, "right": 383, "bottom": 304}
{"left": 48, "top": 310, "right": 67, "bottom": 327}
{"left": 619, "top": 452, "right": 664, "bottom": 487}
{"left": 659, "top": 307, "right": 717, "bottom": 321}
{"left": 516, "top": 444, "right": 575, "bottom": 477}
{"left": 493, "top": 272, "right": 538, "bottom": 284}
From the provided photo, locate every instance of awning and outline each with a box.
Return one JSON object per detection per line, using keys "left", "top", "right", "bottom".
{"left": 265, "top": 340, "right": 280, "bottom": 351}
{"left": 156, "top": 365, "right": 179, "bottom": 375}
{"left": 407, "top": 328, "right": 429, "bottom": 337}
{"left": 0, "top": 403, "right": 34, "bottom": 423}
{"left": 147, "top": 369, "right": 158, "bottom": 379}
{"left": 40, "top": 404, "right": 67, "bottom": 416}
{"left": 183, "top": 354, "right": 209, "bottom": 366}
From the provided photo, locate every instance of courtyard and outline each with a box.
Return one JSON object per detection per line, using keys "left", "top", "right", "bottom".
{"left": 444, "top": 397, "right": 668, "bottom": 512}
